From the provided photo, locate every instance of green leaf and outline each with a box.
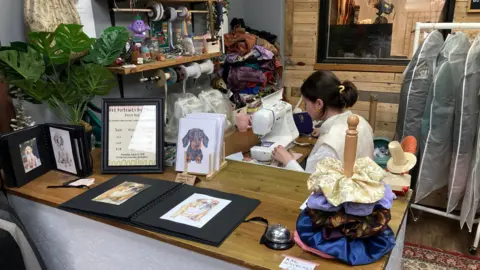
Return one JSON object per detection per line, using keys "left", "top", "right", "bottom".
{"left": 0, "top": 47, "right": 45, "bottom": 81}
{"left": 51, "top": 82, "right": 85, "bottom": 105}
{"left": 10, "top": 79, "right": 53, "bottom": 102}
{"left": 71, "top": 64, "right": 116, "bottom": 97}
{"left": 83, "top": 26, "right": 129, "bottom": 66}
{"left": 28, "top": 32, "right": 69, "bottom": 64}
{"left": 54, "top": 24, "right": 94, "bottom": 53}
{"left": 8, "top": 85, "right": 43, "bottom": 104}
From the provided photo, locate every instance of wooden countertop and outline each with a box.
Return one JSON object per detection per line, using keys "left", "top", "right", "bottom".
{"left": 6, "top": 142, "right": 409, "bottom": 270}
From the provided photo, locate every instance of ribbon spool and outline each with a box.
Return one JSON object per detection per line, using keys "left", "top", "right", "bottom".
{"left": 177, "top": 6, "right": 191, "bottom": 36}
{"left": 154, "top": 70, "right": 167, "bottom": 88}
{"left": 165, "top": 68, "right": 177, "bottom": 85}
{"left": 147, "top": 2, "right": 163, "bottom": 22}
{"left": 166, "top": 7, "right": 177, "bottom": 49}
{"left": 199, "top": 60, "right": 214, "bottom": 75}
{"left": 181, "top": 63, "right": 202, "bottom": 80}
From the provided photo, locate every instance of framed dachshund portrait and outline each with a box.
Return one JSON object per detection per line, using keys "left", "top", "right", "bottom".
{"left": 175, "top": 117, "right": 218, "bottom": 175}
{"left": 101, "top": 98, "right": 164, "bottom": 174}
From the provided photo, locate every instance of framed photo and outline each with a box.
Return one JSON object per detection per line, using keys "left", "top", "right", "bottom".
{"left": 101, "top": 98, "right": 164, "bottom": 174}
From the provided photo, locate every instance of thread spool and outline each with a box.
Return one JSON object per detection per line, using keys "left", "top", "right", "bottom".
{"left": 147, "top": 2, "right": 163, "bottom": 21}
{"left": 166, "top": 7, "right": 177, "bottom": 49}
{"left": 199, "top": 60, "right": 214, "bottom": 75}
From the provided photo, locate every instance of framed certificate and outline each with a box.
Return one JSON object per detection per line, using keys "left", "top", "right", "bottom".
{"left": 101, "top": 98, "right": 164, "bottom": 174}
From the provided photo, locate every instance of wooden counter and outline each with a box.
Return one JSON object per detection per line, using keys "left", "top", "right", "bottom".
{"left": 6, "top": 146, "right": 409, "bottom": 270}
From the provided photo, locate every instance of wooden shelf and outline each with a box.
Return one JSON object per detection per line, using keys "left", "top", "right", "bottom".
{"left": 108, "top": 52, "right": 222, "bottom": 75}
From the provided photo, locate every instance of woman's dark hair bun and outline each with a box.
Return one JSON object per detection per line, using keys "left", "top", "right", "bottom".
{"left": 340, "top": 80, "right": 358, "bottom": 108}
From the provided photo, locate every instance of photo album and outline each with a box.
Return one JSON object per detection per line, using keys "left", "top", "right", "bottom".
{"left": 175, "top": 113, "right": 226, "bottom": 174}
{"left": 59, "top": 175, "right": 260, "bottom": 246}
{"left": 0, "top": 124, "right": 92, "bottom": 188}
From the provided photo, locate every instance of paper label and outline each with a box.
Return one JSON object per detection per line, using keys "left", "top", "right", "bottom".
{"left": 175, "top": 173, "right": 197, "bottom": 186}
{"left": 69, "top": 178, "right": 95, "bottom": 187}
{"left": 279, "top": 256, "right": 317, "bottom": 270}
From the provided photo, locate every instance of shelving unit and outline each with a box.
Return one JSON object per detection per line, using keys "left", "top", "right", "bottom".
{"left": 108, "top": 52, "right": 222, "bottom": 75}
{"left": 106, "top": 0, "right": 222, "bottom": 97}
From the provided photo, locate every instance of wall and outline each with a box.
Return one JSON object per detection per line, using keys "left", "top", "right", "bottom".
{"left": 284, "top": 0, "right": 402, "bottom": 139}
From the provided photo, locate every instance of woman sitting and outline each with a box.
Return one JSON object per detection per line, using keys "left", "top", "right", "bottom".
{"left": 272, "top": 71, "right": 374, "bottom": 173}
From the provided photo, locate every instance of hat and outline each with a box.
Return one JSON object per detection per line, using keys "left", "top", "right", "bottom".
{"left": 386, "top": 141, "right": 417, "bottom": 174}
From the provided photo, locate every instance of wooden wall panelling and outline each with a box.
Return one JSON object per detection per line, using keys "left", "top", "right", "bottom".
{"left": 285, "top": 0, "right": 294, "bottom": 57}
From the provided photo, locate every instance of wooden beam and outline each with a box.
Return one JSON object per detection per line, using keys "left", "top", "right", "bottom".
{"left": 285, "top": 0, "right": 294, "bottom": 57}
{"left": 314, "top": 63, "right": 407, "bottom": 73}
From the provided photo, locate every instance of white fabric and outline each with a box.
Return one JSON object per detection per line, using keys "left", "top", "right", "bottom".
{"left": 285, "top": 111, "right": 374, "bottom": 173}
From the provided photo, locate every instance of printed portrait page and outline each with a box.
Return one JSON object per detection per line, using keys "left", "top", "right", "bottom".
{"left": 108, "top": 105, "right": 157, "bottom": 166}
{"left": 160, "top": 193, "right": 231, "bottom": 228}
{"left": 49, "top": 127, "right": 77, "bottom": 174}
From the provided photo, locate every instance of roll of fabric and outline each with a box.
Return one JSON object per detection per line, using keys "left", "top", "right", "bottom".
{"left": 147, "top": 2, "right": 163, "bottom": 22}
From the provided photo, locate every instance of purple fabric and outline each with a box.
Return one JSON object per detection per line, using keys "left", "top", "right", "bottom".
{"left": 307, "top": 184, "right": 395, "bottom": 216}
{"left": 228, "top": 67, "right": 266, "bottom": 91}
{"left": 226, "top": 53, "right": 240, "bottom": 63}
{"left": 253, "top": 45, "right": 274, "bottom": 60}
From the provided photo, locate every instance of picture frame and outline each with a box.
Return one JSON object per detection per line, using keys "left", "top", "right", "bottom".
{"left": 468, "top": 0, "right": 480, "bottom": 13}
{"left": 101, "top": 98, "right": 164, "bottom": 174}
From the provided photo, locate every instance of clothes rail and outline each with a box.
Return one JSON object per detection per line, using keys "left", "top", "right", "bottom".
{"left": 411, "top": 22, "right": 480, "bottom": 255}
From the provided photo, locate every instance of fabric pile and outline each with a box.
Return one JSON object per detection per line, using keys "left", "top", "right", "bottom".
{"left": 220, "top": 20, "right": 282, "bottom": 108}
{"left": 295, "top": 157, "right": 397, "bottom": 266}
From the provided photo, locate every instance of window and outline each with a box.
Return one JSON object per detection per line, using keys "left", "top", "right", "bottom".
{"left": 317, "top": 0, "right": 455, "bottom": 65}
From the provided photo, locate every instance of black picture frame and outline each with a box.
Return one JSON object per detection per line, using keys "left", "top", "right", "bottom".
{"left": 101, "top": 98, "right": 164, "bottom": 174}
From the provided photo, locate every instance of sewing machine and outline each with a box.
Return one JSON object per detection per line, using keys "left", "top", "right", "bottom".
{"left": 250, "top": 101, "right": 299, "bottom": 162}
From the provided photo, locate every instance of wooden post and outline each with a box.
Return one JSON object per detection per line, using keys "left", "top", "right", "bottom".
{"left": 368, "top": 94, "right": 378, "bottom": 133}
{"left": 184, "top": 151, "right": 188, "bottom": 174}
{"left": 343, "top": 115, "right": 359, "bottom": 178}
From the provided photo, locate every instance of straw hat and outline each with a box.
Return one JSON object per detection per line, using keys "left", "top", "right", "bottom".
{"left": 386, "top": 141, "right": 417, "bottom": 174}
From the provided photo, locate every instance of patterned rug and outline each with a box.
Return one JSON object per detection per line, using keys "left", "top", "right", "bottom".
{"left": 403, "top": 243, "right": 480, "bottom": 270}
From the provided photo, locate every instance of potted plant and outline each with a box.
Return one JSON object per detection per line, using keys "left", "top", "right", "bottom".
{"left": 0, "top": 24, "right": 129, "bottom": 129}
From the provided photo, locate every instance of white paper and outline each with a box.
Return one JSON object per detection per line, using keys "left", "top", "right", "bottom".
{"left": 226, "top": 152, "right": 244, "bottom": 161}
{"left": 160, "top": 193, "right": 231, "bottom": 228}
{"left": 69, "top": 178, "right": 95, "bottom": 187}
{"left": 128, "top": 105, "right": 157, "bottom": 153}
{"left": 76, "top": 0, "right": 97, "bottom": 38}
{"left": 50, "top": 127, "right": 77, "bottom": 175}
{"left": 279, "top": 256, "right": 317, "bottom": 270}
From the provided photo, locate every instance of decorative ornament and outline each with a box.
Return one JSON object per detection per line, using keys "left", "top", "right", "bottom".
{"left": 10, "top": 88, "right": 35, "bottom": 131}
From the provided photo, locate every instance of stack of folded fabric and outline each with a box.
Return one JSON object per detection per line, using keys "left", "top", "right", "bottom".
{"left": 295, "top": 157, "right": 396, "bottom": 266}
{"left": 220, "top": 19, "right": 283, "bottom": 108}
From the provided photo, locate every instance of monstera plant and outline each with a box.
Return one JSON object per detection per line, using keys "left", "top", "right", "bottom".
{"left": 0, "top": 24, "right": 129, "bottom": 125}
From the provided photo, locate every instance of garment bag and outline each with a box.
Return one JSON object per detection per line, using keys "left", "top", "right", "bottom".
{"left": 448, "top": 35, "right": 480, "bottom": 213}
{"left": 460, "top": 34, "right": 480, "bottom": 229}
{"left": 395, "top": 31, "right": 444, "bottom": 142}
{"left": 415, "top": 33, "right": 470, "bottom": 203}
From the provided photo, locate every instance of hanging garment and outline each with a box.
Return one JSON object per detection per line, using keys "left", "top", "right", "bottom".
{"left": 448, "top": 35, "right": 480, "bottom": 214}
{"left": 460, "top": 35, "right": 480, "bottom": 229}
{"left": 395, "top": 31, "right": 444, "bottom": 143}
{"left": 24, "top": 0, "right": 81, "bottom": 32}
{"left": 415, "top": 33, "right": 470, "bottom": 203}
{"left": 296, "top": 210, "right": 396, "bottom": 266}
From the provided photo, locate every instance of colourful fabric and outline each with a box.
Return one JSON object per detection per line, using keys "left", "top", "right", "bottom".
{"left": 224, "top": 29, "right": 256, "bottom": 56}
{"left": 296, "top": 210, "right": 396, "bottom": 266}
{"left": 307, "top": 184, "right": 395, "bottom": 216}
{"left": 294, "top": 231, "right": 335, "bottom": 259}
{"left": 252, "top": 45, "right": 274, "bottom": 60}
{"left": 256, "top": 37, "right": 279, "bottom": 55}
{"left": 307, "top": 157, "right": 386, "bottom": 206}
{"left": 306, "top": 207, "right": 391, "bottom": 239}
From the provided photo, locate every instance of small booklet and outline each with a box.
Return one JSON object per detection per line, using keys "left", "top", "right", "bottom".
{"left": 0, "top": 124, "right": 92, "bottom": 187}
{"left": 60, "top": 175, "right": 260, "bottom": 246}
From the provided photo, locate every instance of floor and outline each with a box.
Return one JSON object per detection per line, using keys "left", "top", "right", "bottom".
{"left": 405, "top": 210, "right": 480, "bottom": 258}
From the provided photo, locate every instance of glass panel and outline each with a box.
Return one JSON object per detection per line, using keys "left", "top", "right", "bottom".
{"left": 326, "top": 0, "right": 446, "bottom": 61}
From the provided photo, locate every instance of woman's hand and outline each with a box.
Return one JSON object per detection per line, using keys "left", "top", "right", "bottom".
{"left": 311, "top": 128, "right": 320, "bottom": 138}
{"left": 272, "top": 146, "right": 295, "bottom": 165}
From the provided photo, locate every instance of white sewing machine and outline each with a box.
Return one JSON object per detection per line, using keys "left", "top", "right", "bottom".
{"left": 250, "top": 101, "right": 299, "bottom": 162}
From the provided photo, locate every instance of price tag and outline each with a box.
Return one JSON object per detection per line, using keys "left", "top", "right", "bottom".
{"left": 175, "top": 173, "right": 197, "bottom": 186}
{"left": 279, "top": 256, "right": 317, "bottom": 270}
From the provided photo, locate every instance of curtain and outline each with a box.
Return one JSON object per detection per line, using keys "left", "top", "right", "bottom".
{"left": 24, "top": 0, "right": 80, "bottom": 32}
